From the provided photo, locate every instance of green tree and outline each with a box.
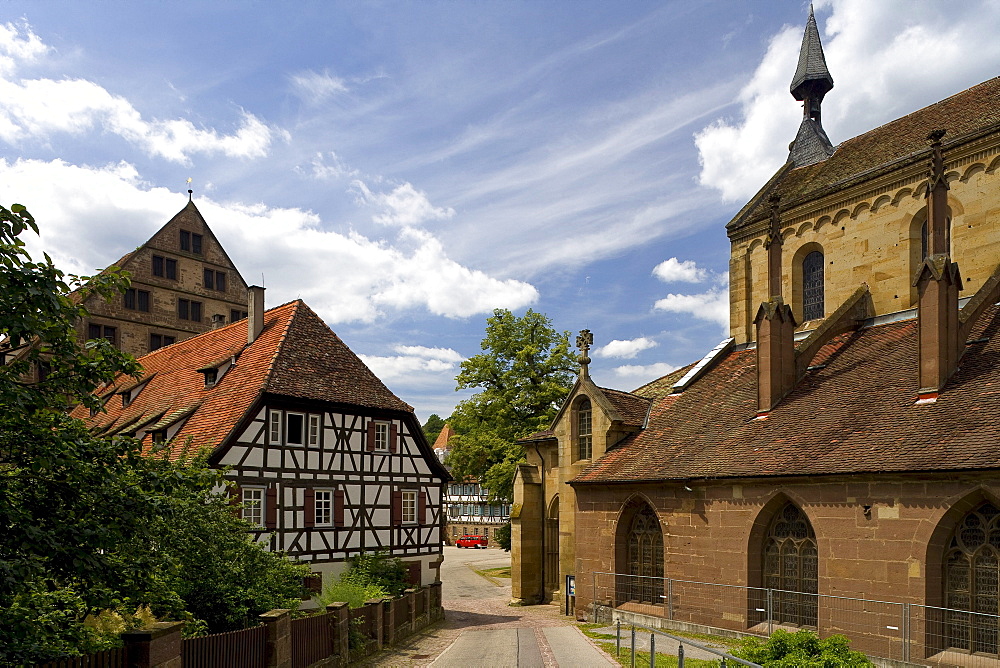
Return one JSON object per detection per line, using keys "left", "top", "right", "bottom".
{"left": 421, "top": 413, "right": 446, "bottom": 444}
{"left": 445, "top": 308, "right": 575, "bottom": 501}
{"left": 0, "top": 203, "right": 304, "bottom": 663}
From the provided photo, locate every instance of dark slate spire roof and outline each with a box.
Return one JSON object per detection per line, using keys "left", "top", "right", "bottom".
{"left": 789, "top": 117, "right": 836, "bottom": 166}
{"left": 790, "top": 4, "right": 834, "bottom": 100}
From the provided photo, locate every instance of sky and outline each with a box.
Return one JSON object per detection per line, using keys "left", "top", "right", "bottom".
{"left": 2, "top": 0, "right": 1000, "bottom": 422}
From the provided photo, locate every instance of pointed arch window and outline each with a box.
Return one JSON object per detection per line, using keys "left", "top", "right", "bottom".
{"left": 763, "top": 503, "right": 818, "bottom": 627}
{"left": 944, "top": 502, "right": 1000, "bottom": 654}
{"left": 802, "top": 251, "right": 824, "bottom": 321}
{"left": 626, "top": 505, "right": 664, "bottom": 605}
{"left": 545, "top": 500, "right": 560, "bottom": 591}
{"left": 577, "top": 397, "right": 592, "bottom": 460}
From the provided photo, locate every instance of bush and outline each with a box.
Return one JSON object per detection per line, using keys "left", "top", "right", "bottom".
{"left": 345, "top": 551, "right": 409, "bottom": 597}
{"left": 314, "top": 579, "right": 388, "bottom": 610}
{"left": 733, "top": 629, "right": 874, "bottom": 667}
{"left": 494, "top": 522, "right": 511, "bottom": 552}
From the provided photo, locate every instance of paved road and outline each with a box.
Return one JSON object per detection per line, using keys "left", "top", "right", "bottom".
{"left": 358, "top": 546, "right": 616, "bottom": 667}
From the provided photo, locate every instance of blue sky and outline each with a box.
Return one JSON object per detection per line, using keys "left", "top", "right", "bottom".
{"left": 2, "top": 1, "right": 1000, "bottom": 421}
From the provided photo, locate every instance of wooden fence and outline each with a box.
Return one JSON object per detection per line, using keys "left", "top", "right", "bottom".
{"left": 33, "top": 582, "right": 444, "bottom": 668}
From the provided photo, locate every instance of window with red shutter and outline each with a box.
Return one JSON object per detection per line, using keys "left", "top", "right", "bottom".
{"left": 334, "top": 489, "right": 345, "bottom": 527}
{"left": 265, "top": 487, "right": 278, "bottom": 529}
{"left": 418, "top": 490, "right": 427, "bottom": 525}
{"left": 366, "top": 422, "right": 376, "bottom": 451}
{"left": 389, "top": 424, "right": 398, "bottom": 453}
{"left": 304, "top": 488, "right": 315, "bottom": 528}
{"left": 392, "top": 490, "right": 403, "bottom": 527}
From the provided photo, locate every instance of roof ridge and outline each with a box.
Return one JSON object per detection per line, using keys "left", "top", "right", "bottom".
{"left": 260, "top": 299, "right": 304, "bottom": 389}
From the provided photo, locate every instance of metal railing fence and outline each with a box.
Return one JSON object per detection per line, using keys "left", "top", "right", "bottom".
{"left": 591, "top": 571, "right": 1000, "bottom": 667}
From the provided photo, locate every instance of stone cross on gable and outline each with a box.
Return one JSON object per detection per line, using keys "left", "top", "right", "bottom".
{"left": 577, "top": 329, "right": 593, "bottom": 379}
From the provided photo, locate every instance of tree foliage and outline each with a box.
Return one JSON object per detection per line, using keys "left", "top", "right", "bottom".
{"left": 0, "top": 203, "right": 304, "bottom": 664}
{"left": 421, "top": 413, "right": 446, "bottom": 445}
{"left": 445, "top": 309, "right": 575, "bottom": 501}
{"left": 733, "top": 629, "right": 874, "bottom": 667}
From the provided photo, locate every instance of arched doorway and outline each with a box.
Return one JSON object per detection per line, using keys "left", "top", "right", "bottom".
{"left": 763, "top": 503, "right": 818, "bottom": 627}
{"left": 623, "top": 504, "right": 664, "bottom": 605}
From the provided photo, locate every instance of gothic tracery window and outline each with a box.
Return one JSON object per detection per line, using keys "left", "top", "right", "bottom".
{"left": 577, "top": 397, "right": 593, "bottom": 460}
{"left": 763, "top": 503, "right": 818, "bottom": 627}
{"left": 626, "top": 505, "right": 664, "bottom": 605}
{"left": 545, "top": 501, "right": 560, "bottom": 590}
{"left": 945, "top": 502, "right": 1000, "bottom": 654}
{"left": 802, "top": 251, "right": 825, "bottom": 321}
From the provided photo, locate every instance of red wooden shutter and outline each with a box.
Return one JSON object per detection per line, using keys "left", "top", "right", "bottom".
{"left": 334, "top": 489, "right": 345, "bottom": 527}
{"left": 366, "top": 422, "right": 376, "bottom": 451}
{"left": 304, "top": 488, "right": 315, "bottom": 528}
{"left": 389, "top": 424, "right": 398, "bottom": 453}
{"left": 418, "top": 490, "right": 427, "bottom": 526}
{"left": 229, "top": 484, "right": 242, "bottom": 518}
{"left": 392, "top": 489, "right": 402, "bottom": 527}
{"left": 265, "top": 487, "right": 278, "bottom": 529}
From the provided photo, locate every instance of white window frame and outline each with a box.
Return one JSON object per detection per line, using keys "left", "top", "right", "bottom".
{"left": 315, "top": 489, "right": 334, "bottom": 526}
{"left": 285, "top": 412, "right": 305, "bottom": 446}
{"left": 242, "top": 487, "right": 265, "bottom": 528}
{"left": 308, "top": 414, "right": 321, "bottom": 447}
{"left": 401, "top": 490, "right": 417, "bottom": 524}
{"left": 374, "top": 422, "right": 390, "bottom": 451}
{"left": 268, "top": 410, "right": 282, "bottom": 445}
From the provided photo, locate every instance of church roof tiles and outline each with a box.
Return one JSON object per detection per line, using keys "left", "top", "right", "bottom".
{"left": 573, "top": 305, "right": 1000, "bottom": 484}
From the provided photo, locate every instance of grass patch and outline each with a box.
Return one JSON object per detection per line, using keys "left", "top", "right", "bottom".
{"left": 475, "top": 567, "right": 511, "bottom": 579}
{"left": 590, "top": 639, "right": 723, "bottom": 667}
{"left": 577, "top": 623, "right": 741, "bottom": 667}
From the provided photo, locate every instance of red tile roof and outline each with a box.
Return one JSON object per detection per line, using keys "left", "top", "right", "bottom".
{"left": 74, "top": 300, "right": 413, "bottom": 459}
{"left": 599, "top": 386, "right": 652, "bottom": 428}
{"left": 729, "top": 77, "right": 1000, "bottom": 234}
{"left": 573, "top": 306, "right": 1000, "bottom": 484}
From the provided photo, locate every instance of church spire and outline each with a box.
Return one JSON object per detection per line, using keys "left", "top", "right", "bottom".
{"left": 787, "top": 4, "right": 835, "bottom": 167}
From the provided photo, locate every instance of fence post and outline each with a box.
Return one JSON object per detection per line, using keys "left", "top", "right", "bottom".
{"left": 903, "top": 602, "right": 910, "bottom": 663}
{"left": 667, "top": 578, "right": 674, "bottom": 620}
{"left": 404, "top": 588, "right": 418, "bottom": 631}
{"left": 631, "top": 626, "right": 636, "bottom": 667}
{"left": 259, "top": 609, "right": 292, "bottom": 668}
{"left": 363, "top": 598, "right": 385, "bottom": 650}
{"left": 382, "top": 598, "right": 396, "bottom": 647}
{"left": 121, "top": 621, "right": 183, "bottom": 668}
{"left": 649, "top": 633, "right": 655, "bottom": 668}
{"left": 326, "top": 602, "right": 349, "bottom": 665}
{"left": 592, "top": 571, "right": 597, "bottom": 623}
{"left": 616, "top": 620, "right": 621, "bottom": 657}
{"left": 767, "top": 589, "right": 773, "bottom": 636}
{"left": 678, "top": 643, "right": 685, "bottom": 668}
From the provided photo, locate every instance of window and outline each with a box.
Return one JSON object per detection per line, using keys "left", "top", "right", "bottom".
{"left": 242, "top": 488, "right": 264, "bottom": 527}
{"left": 87, "top": 323, "right": 117, "bottom": 346}
{"left": 944, "top": 502, "right": 1000, "bottom": 653}
{"left": 180, "top": 230, "right": 203, "bottom": 254}
{"left": 375, "top": 422, "right": 389, "bottom": 450}
{"left": 449, "top": 505, "right": 459, "bottom": 518}
{"left": 178, "top": 299, "right": 202, "bottom": 322}
{"left": 577, "top": 397, "right": 593, "bottom": 460}
{"left": 802, "top": 251, "right": 824, "bottom": 321}
{"left": 203, "top": 368, "right": 218, "bottom": 388}
{"left": 269, "top": 410, "right": 282, "bottom": 444}
{"left": 204, "top": 268, "right": 227, "bottom": 291}
{"left": 483, "top": 527, "right": 489, "bottom": 540}
{"left": 231, "top": 309, "right": 248, "bottom": 322}
{"left": 180, "top": 230, "right": 189, "bottom": 251}
{"left": 763, "top": 503, "right": 817, "bottom": 627}
{"left": 308, "top": 415, "right": 320, "bottom": 447}
{"left": 452, "top": 526, "right": 458, "bottom": 536}
{"left": 124, "top": 288, "right": 150, "bottom": 312}
{"left": 152, "top": 255, "right": 177, "bottom": 280}
{"left": 149, "top": 333, "right": 175, "bottom": 351}
{"left": 315, "top": 490, "right": 334, "bottom": 526}
{"left": 286, "top": 413, "right": 305, "bottom": 446}
{"left": 624, "top": 505, "right": 663, "bottom": 604}
{"left": 150, "top": 430, "right": 167, "bottom": 445}
{"left": 192, "top": 233, "right": 202, "bottom": 255}
{"left": 402, "top": 490, "right": 417, "bottom": 523}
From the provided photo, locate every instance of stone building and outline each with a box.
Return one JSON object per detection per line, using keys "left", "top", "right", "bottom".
{"left": 512, "top": 8, "right": 1000, "bottom": 664}
{"left": 77, "top": 197, "right": 250, "bottom": 358}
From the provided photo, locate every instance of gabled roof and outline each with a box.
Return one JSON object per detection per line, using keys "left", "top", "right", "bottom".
{"left": 573, "top": 305, "right": 1000, "bottom": 484}
{"left": 432, "top": 423, "right": 456, "bottom": 450}
{"left": 729, "top": 77, "right": 1000, "bottom": 234}
{"left": 73, "top": 300, "right": 413, "bottom": 459}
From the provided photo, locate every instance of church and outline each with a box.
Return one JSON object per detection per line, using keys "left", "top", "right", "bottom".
{"left": 512, "top": 7, "right": 1000, "bottom": 665}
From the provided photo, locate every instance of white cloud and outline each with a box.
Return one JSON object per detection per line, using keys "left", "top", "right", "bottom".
{"left": 654, "top": 289, "right": 729, "bottom": 332}
{"left": 652, "top": 257, "right": 707, "bottom": 283}
{"left": 353, "top": 180, "right": 456, "bottom": 227}
{"left": 0, "top": 157, "right": 538, "bottom": 323}
{"left": 289, "top": 69, "right": 349, "bottom": 104}
{"left": 695, "top": 0, "right": 1000, "bottom": 202}
{"left": 0, "top": 21, "right": 275, "bottom": 165}
{"left": 611, "top": 362, "right": 680, "bottom": 389}
{"left": 595, "top": 337, "right": 657, "bottom": 359}
{"left": 299, "top": 151, "right": 358, "bottom": 181}
{"left": 359, "top": 345, "right": 464, "bottom": 385}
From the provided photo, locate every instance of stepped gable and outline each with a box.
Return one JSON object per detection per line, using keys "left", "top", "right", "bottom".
{"left": 73, "top": 299, "right": 411, "bottom": 460}
{"left": 729, "top": 77, "right": 1000, "bottom": 234}
{"left": 573, "top": 304, "right": 1000, "bottom": 484}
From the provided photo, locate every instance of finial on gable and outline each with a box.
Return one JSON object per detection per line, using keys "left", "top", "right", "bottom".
{"left": 576, "top": 329, "right": 593, "bottom": 380}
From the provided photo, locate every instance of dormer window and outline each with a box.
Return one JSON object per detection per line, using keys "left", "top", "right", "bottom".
{"left": 150, "top": 429, "right": 167, "bottom": 446}
{"left": 202, "top": 368, "right": 218, "bottom": 388}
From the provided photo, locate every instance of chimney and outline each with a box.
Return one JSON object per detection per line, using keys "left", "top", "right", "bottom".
{"left": 755, "top": 196, "right": 797, "bottom": 414}
{"left": 914, "top": 130, "right": 962, "bottom": 399}
{"left": 248, "top": 285, "right": 265, "bottom": 344}
{"left": 211, "top": 313, "right": 226, "bottom": 330}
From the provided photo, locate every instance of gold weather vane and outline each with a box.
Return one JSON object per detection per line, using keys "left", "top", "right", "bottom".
{"left": 186, "top": 177, "right": 193, "bottom": 201}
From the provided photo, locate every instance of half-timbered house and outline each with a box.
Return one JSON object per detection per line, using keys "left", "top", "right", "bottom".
{"left": 76, "top": 287, "right": 449, "bottom": 586}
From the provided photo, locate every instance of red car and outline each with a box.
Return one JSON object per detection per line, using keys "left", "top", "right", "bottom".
{"left": 455, "top": 535, "right": 488, "bottom": 549}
